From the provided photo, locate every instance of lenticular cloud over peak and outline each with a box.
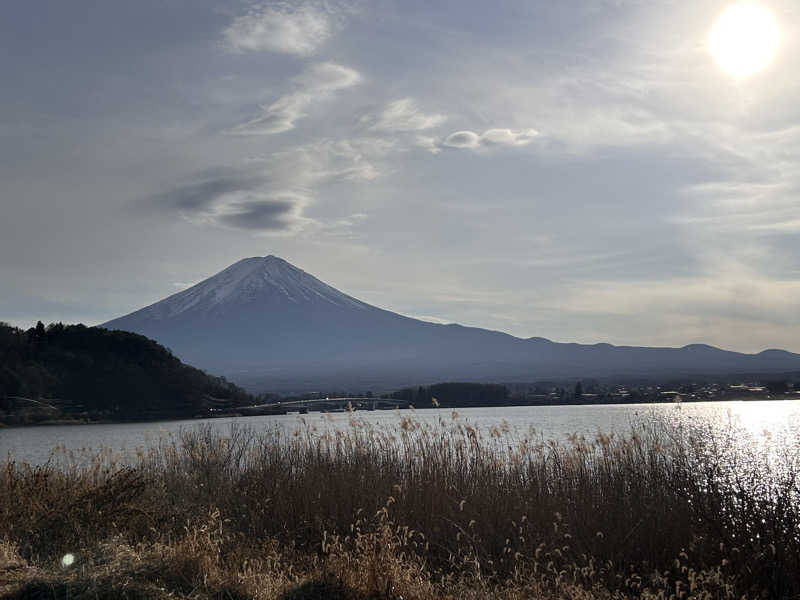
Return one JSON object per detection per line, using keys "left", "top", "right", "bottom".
{"left": 441, "top": 128, "right": 540, "bottom": 150}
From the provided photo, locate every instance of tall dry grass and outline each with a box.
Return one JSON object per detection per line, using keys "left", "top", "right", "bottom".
{"left": 1, "top": 412, "right": 798, "bottom": 599}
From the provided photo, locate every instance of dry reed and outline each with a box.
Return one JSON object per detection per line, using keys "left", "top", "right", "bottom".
{"left": 1, "top": 412, "right": 798, "bottom": 599}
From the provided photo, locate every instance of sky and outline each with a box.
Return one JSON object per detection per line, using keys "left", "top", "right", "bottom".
{"left": 2, "top": 0, "right": 800, "bottom": 353}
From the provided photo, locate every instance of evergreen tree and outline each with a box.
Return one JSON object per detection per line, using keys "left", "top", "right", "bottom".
{"left": 0, "top": 322, "right": 253, "bottom": 422}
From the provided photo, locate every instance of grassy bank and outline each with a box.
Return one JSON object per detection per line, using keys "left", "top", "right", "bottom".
{"left": 1, "top": 414, "right": 798, "bottom": 599}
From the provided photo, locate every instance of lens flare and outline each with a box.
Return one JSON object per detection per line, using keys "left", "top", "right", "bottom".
{"left": 61, "top": 553, "right": 75, "bottom": 567}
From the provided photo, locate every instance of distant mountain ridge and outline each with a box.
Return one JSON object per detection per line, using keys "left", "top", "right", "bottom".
{"left": 103, "top": 255, "right": 800, "bottom": 392}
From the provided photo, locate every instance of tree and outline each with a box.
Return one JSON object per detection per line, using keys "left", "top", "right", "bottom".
{"left": 574, "top": 382, "right": 583, "bottom": 400}
{"left": 765, "top": 380, "right": 788, "bottom": 395}
{"left": 0, "top": 366, "right": 21, "bottom": 397}
{"left": 0, "top": 322, "right": 254, "bottom": 422}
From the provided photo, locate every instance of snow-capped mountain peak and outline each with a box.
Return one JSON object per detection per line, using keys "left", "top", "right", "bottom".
{"left": 113, "top": 255, "right": 368, "bottom": 321}
{"left": 102, "top": 255, "right": 800, "bottom": 392}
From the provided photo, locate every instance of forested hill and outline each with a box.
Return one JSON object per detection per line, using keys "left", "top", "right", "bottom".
{"left": 0, "top": 321, "right": 253, "bottom": 423}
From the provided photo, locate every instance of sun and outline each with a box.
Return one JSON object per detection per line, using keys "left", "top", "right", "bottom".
{"left": 709, "top": 3, "right": 780, "bottom": 77}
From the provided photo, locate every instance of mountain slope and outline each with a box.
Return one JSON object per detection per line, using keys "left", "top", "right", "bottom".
{"left": 103, "top": 255, "right": 800, "bottom": 391}
{"left": 0, "top": 322, "right": 252, "bottom": 422}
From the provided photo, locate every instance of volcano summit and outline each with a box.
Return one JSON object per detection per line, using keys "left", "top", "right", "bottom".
{"left": 103, "top": 256, "right": 800, "bottom": 392}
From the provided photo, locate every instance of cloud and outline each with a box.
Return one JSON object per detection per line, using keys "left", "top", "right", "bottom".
{"left": 317, "top": 212, "right": 370, "bottom": 237}
{"left": 146, "top": 138, "right": 381, "bottom": 233}
{"left": 330, "top": 212, "right": 368, "bottom": 227}
{"left": 481, "top": 128, "right": 540, "bottom": 146}
{"left": 230, "top": 94, "right": 307, "bottom": 136}
{"left": 215, "top": 193, "right": 307, "bottom": 231}
{"left": 443, "top": 130, "right": 481, "bottom": 149}
{"left": 229, "top": 63, "right": 360, "bottom": 135}
{"left": 367, "top": 98, "right": 446, "bottom": 132}
{"left": 230, "top": 63, "right": 361, "bottom": 135}
{"left": 147, "top": 168, "right": 310, "bottom": 233}
{"left": 265, "top": 138, "right": 383, "bottom": 184}
{"left": 223, "top": 2, "right": 336, "bottom": 56}
{"left": 294, "top": 61, "right": 362, "bottom": 90}
{"left": 414, "top": 135, "right": 442, "bottom": 154}
{"left": 147, "top": 167, "right": 262, "bottom": 211}
{"left": 419, "top": 128, "right": 541, "bottom": 152}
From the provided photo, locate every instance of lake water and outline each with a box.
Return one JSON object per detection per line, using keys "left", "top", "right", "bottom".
{"left": 2, "top": 399, "right": 799, "bottom": 467}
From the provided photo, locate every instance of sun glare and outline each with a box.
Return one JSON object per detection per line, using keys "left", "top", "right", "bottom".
{"left": 709, "top": 3, "right": 780, "bottom": 77}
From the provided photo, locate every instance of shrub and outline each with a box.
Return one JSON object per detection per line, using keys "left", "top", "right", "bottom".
{"left": 1, "top": 414, "right": 798, "bottom": 598}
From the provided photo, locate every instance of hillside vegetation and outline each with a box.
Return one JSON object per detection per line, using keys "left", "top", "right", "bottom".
{"left": 0, "top": 321, "right": 252, "bottom": 423}
{"left": 389, "top": 382, "right": 509, "bottom": 407}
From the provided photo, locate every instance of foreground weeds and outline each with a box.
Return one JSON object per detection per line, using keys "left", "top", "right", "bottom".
{"left": 1, "top": 413, "right": 799, "bottom": 599}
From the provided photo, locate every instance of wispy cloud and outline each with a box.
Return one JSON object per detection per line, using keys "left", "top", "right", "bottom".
{"left": 479, "top": 128, "right": 541, "bottom": 146}
{"left": 367, "top": 98, "right": 446, "bottom": 133}
{"left": 223, "top": 2, "right": 338, "bottom": 56}
{"left": 229, "top": 62, "right": 361, "bottom": 135}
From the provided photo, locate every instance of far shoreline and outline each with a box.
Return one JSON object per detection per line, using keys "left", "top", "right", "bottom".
{"left": 2, "top": 395, "right": 799, "bottom": 429}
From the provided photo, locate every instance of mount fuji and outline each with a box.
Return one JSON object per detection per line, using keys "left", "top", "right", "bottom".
{"left": 103, "top": 255, "right": 800, "bottom": 392}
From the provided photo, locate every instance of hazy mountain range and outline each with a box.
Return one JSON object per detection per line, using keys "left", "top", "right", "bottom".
{"left": 103, "top": 256, "right": 800, "bottom": 392}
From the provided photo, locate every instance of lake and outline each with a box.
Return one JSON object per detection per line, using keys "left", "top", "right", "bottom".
{"left": 2, "top": 399, "right": 800, "bottom": 467}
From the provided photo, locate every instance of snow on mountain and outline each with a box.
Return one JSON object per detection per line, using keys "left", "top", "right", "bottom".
{"left": 103, "top": 255, "right": 800, "bottom": 392}
{"left": 115, "top": 256, "right": 369, "bottom": 321}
